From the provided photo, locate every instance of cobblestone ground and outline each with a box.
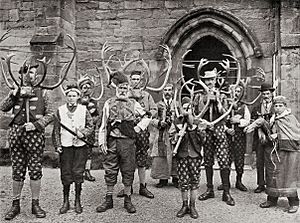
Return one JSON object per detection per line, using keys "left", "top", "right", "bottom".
{"left": 0, "top": 166, "right": 299, "bottom": 223}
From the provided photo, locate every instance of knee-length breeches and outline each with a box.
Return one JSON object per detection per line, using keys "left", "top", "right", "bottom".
{"left": 8, "top": 125, "right": 45, "bottom": 181}
{"left": 135, "top": 129, "right": 150, "bottom": 168}
{"left": 103, "top": 137, "right": 136, "bottom": 186}
{"left": 177, "top": 156, "right": 202, "bottom": 192}
{"left": 229, "top": 128, "right": 246, "bottom": 174}
{"left": 203, "top": 125, "right": 230, "bottom": 169}
{"left": 60, "top": 145, "right": 88, "bottom": 185}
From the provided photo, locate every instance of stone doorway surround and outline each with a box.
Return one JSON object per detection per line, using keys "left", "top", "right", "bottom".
{"left": 158, "top": 7, "right": 264, "bottom": 165}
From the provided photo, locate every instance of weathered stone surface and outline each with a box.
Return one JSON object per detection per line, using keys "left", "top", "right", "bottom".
{"left": 9, "top": 9, "right": 19, "bottom": 22}
{"left": 124, "top": 0, "right": 142, "bottom": 9}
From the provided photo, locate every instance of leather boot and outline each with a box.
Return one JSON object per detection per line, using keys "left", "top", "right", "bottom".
{"left": 124, "top": 195, "right": 136, "bottom": 213}
{"left": 59, "top": 185, "right": 70, "bottom": 214}
{"left": 189, "top": 200, "right": 198, "bottom": 219}
{"left": 198, "top": 188, "right": 214, "bottom": 201}
{"left": 4, "top": 199, "right": 20, "bottom": 220}
{"left": 176, "top": 201, "right": 189, "bottom": 218}
{"left": 172, "top": 177, "right": 179, "bottom": 188}
{"left": 155, "top": 179, "right": 168, "bottom": 188}
{"left": 236, "top": 174, "right": 247, "bottom": 191}
{"left": 74, "top": 183, "right": 83, "bottom": 214}
{"left": 84, "top": 169, "right": 96, "bottom": 182}
{"left": 222, "top": 191, "right": 235, "bottom": 206}
{"left": 139, "top": 183, "right": 154, "bottom": 199}
{"left": 96, "top": 194, "right": 113, "bottom": 212}
{"left": 32, "top": 199, "right": 46, "bottom": 218}
{"left": 117, "top": 186, "right": 133, "bottom": 198}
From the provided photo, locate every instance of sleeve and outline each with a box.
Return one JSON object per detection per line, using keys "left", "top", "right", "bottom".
{"left": 239, "top": 105, "right": 251, "bottom": 127}
{"left": 148, "top": 93, "right": 158, "bottom": 117}
{"left": 98, "top": 101, "right": 109, "bottom": 146}
{"left": 134, "top": 101, "right": 151, "bottom": 130}
{"left": 0, "top": 91, "right": 18, "bottom": 112}
{"left": 80, "top": 109, "right": 94, "bottom": 138}
{"left": 52, "top": 110, "right": 62, "bottom": 148}
{"left": 33, "top": 90, "right": 54, "bottom": 131}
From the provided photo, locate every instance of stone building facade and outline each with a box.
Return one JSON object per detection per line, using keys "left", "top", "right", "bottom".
{"left": 0, "top": 0, "right": 299, "bottom": 165}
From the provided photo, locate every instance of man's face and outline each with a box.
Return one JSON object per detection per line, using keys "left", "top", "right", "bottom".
{"left": 116, "top": 83, "right": 129, "bottom": 99}
{"left": 203, "top": 77, "right": 216, "bottom": 89}
{"left": 234, "top": 86, "right": 243, "bottom": 99}
{"left": 25, "top": 67, "right": 37, "bottom": 85}
{"left": 274, "top": 103, "right": 286, "bottom": 115}
{"left": 130, "top": 74, "right": 141, "bottom": 88}
{"left": 81, "top": 83, "right": 93, "bottom": 96}
{"left": 262, "top": 90, "right": 272, "bottom": 102}
{"left": 66, "top": 91, "right": 80, "bottom": 105}
{"left": 163, "top": 86, "right": 173, "bottom": 100}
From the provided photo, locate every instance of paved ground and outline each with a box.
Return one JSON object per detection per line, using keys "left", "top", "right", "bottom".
{"left": 0, "top": 166, "right": 299, "bottom": 223}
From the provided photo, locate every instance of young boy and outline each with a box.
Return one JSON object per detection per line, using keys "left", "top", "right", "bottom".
{"left": 169, "top": 97, "right": 206, "bottom": 219}
{"left": 52, "top": 83, "right": 94, "bottom": 214}
{"left": 259, "top": 95, "right": 300, "bottom": 213}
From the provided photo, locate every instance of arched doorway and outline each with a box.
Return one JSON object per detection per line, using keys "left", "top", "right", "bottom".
{"left": 158, "top": 8, "right": 264, "bottom": 165}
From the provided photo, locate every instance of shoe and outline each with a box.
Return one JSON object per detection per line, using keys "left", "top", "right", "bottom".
{"left": 222, "top": 191, "right": 235, "bottom": 206}
{"left": 59, "top": 185, "right": 70, "bottom": 214}
{"left": 217, "top": 184, "right": 224, "bottom": 191}
{"left": 254, "top": 186, "right": 265, "bottom": 193}
{"left": 189, "top": 201, "right": 198, "bottom": 219}
{"left": 96, "top": 195, "right": 113, "bottom": 212}
{"left": 139, "top": 183, "right": 154, "bottom": 199}
{"left": 236, "top": 181, "right": 248, "bottom": 192}
{"left": 32, "top": 199, "right": 46, "bottom": 218}
{"left": 172, "top": 178, "right": 179, "bottom": 188}
{"left": 124, "top": 195, "right": 136, "bottom": 213}
{"left": 288, "top": 206, "right": 298, "bottom": 213}
{"left": 84, "top": 169, "right": 96, "bottom": 182}
{"left": 176, "top": 201, "right": 189, "bottom": 218}
{"left": 155, "top": 180, "right": 168, "bottom": 188}
{"left": 259, "top": 201, "right": 277, "bottom": 208}
{"left": 198, "top": 189, "right": 214, "bottom": 201}
{"left": 4, "top": 200, "right": 20, "bottom": 220}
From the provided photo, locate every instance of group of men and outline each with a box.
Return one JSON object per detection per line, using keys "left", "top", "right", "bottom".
{"left": 1, "top": 59, "right": 299, "bottom": 221}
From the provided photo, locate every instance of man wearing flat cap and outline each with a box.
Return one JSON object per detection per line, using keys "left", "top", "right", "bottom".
{"left": 195, "top": 68, "right": 235, "bottom": 206}
{"left": 96, "top": 71, "right": 150, "bottom": 214}
{"left": 78, "top": 75, "right": 100, "bottom": 182}
{"left": 248, "top": 82, "right": 275, "bottom": 194}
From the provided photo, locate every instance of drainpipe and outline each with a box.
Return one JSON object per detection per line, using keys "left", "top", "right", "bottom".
{"left": 273, "top": 0, "right": 281, "bottom": 95}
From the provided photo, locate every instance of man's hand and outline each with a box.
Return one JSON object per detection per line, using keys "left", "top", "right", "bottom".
{"left": 76, "top": 127, "right": 85, "bottom": 138}
{"left": 99, "top": 143, "right": 108, "bottom": 155}
{"left": 134, "top": 125, "right": 141, "bottom": 133}
{"left": 230, "top": 115, "right": 241, "bottom": 124}
{"left": 56, "top": 146, "right": 63, "bottom": 153}
{"left": 24, "top": 122, "right": 36, "bottom": 132}
{"left": 226, "top": 128, "right": 235, "bottom": 136}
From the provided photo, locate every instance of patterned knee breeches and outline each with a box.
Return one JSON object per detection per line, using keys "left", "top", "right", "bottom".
{"left": 177, "top": 157, "right": 202, "bottom": 192}
{"left": 8, "top": 125, "right": 45, "bottom": 181}
{"left": 229, "top": 128, "right": 246, "bottom": 174}
{"left": 135, "top": 129, "right": 150, "bottom": 168}
{"left": 203, "top": 125, "right": 230, "bottom": 169}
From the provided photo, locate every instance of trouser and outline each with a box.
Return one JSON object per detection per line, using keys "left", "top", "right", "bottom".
{"left": 256, "top": 143, "right": 273, "bottom": 186}
{"left": 8, "top": 125, "right": 45, "bottom": 181}
{"left": 267, "top": 195, "right": 299, "bottom": 206}
{"left": 229, "top": 128, "right": 246, "bottom": 175}
{"left": 203, "top": 125, "right": 230, "bottom": 170}
{"left": 103, "top": 137, "right": 136, "bottom": 186}
{"left": 60, "top": 145, "right": 88, "bottom": 185}
{"left": 135, "top": 129, "right": 150, "bottom": 168}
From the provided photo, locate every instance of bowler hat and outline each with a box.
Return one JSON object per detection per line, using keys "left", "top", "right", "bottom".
{"left": 111, "top": 71, "right": 129, "bottom": 86}
{"left": 259, "top": 83, "right": 275, "bottom": 92}
{"left": 201, "top": 68, "right": 217, "bottom": 79}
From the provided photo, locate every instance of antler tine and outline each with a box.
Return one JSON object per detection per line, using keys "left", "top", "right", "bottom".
{"left": 5, "top": 54, "right": 20, "bottom": 87}
{"left": 33, "top": 57, "right": 47, "bottom": 87}
{"left": 40, "top": 34, "right": 76, "bottom": 90}
{"left": 0, "top": 59, "right": 14, "bottom": 89}
{"left": 140, "top": 59, "right": 150, "bottom": 90}
{"left": 173, "top": 76, "right": 184, "bottom": 118}
{"left": 178, "top": 78, "right": 194, "bottom": 114}
{"left": 146, "top": 45, "right": 172, "bottom": 92}
{"left": 91, "top": 66, "right": 104, "bottom": 101}
{"left": 0, "top": 29, "right": 11, "bottom": 43}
